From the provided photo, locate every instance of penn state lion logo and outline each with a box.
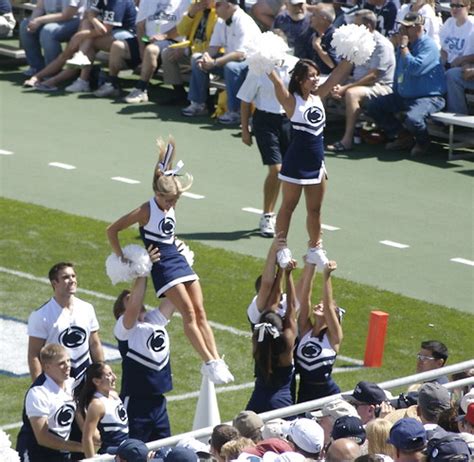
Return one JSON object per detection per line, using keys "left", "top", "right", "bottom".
{"left": 146, "top": 330, "right": 166, "bottom": 352}
{"left": 54, "top": 404, "right": 75, "bottom": 427}
{"left": 301, "top": 342, "right": 322, "bottom": 359}
{"left": 116, "top": 403, "right": 128, "bottom": 422}
{"left": 159, "top": 217, "right": 175, "bottom": 237}
{"left": 59, "top": 326, "right": 87, "bottom": 348}
{"left": 304, "top": 106, "right": 324, "bottom": 124}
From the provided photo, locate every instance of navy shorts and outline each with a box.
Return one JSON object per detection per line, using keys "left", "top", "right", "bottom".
{"left": 253, "top": 109, "right": 291, "bottom": 166}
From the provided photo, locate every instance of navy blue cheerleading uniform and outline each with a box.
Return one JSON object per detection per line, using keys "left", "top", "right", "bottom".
{"left": 140, "top": 198, "right": 198, "bottom": 297}
{"left": 245, "top": 365, "right": 294, "bottom": 414}
{"left": 279, "top": 94, "right": 327, "bottom": 185}
{"left": 114, "top": 307, "right": 173, "bottom": 442}
{"left": 295, "top": 329, "right": 340, "bottom": 403}
{"left": 94, "top": 392, "right": 128, "bottom": 454}
{"left": 17, "top": 374, "right": 76, "bottom": 462}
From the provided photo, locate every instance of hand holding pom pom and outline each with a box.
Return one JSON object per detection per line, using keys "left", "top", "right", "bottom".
{"left": 331, "top": 24, "right": 376, "bottom": 66}
{"left": 106, "top": 244, "right": 153, "bottom": 285}
{"left": 246, "top": 31, "right": 290, "bottom": 76}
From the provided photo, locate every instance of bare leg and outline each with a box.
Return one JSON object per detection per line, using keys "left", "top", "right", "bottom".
{"left": 109, "top": 39, "right": 131, "bottom": 77}
{"left": 275, "top": 181, "right": 303, "bottom": 239}
{"left": 186, "top": 281, "right": 219, "bottom": 359}
{"left": 140, "top": 43, "right": 160, "bottom": 82}
{"left": 165, "top": 283, "right": 214, "bottom": 362}
{"left": 263, "top": 163, "right": 281, "bottom": 214}
{"left": 340, "top": 86, "right": 367, "bottom": 148}
{"left": 304, "top": 179, "right": 326, "bottom": 247}
{"left": 42, "top": 68, "right": 79, "bottom": 86}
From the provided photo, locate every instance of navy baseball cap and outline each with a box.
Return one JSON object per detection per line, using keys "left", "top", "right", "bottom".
{"left": 388, "top": 418, "right": 426, "bottom": 451}
{"left": 426, "top": 435, "right": 471, "bottom": 461}
{"left": 331, "top": 416, "right": 366, "bottom": 445}
{"left": 165, "top": 447, "right": 199, "bottom": 462}
{"left": 342, "top": 381, "right": 387, "bottom": 405}
{"left": 107, "top": 439, "right": 149, "bottom": 462}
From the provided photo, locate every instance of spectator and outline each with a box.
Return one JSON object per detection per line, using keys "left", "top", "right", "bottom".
{"left": 109, "top": 440, "right": 198, "bottom": 462}
{"left": 246, "top": 248, "right": 297, "bottom": 413}
{"left": 233, "top": 411, "right": 264, "bottom": 442}
{"left": 395, "top": 0, "right": 441, "bottom": 48}
{"left": 304, "top": 3, "right": 339, "bottom": 75}
{"left": 77, "top": 362, "right": 128, "bottom": 458}
{"left": 112, "top": 270, "right": 175, "bottom": 442}
{"left": 209, "top": 424, "right": 240, "bottom": 462}
{"left": 220, "top": 437, "right": 256, "bottom": 461}
{"left": 366, "top": 418, "right": 396, "bottom": 459}
{"left": 343, "top": 381, "right": 388, "bottom": 425}
{"left": 0, "top": 0, "right": 15, "bottom": 38}
{"left": 181, "top": 0, "right": 261, "bottom": 124}
{"left": 440, "top": 0, "right": 474, "bottom": 68}
{"left": 387, "top": 418, "right": 426, "bottom": 462}
{"left": 284, "top": 418, "right": 325, "bottom": 459}
{"left": 458, "top": 402, "right": 474, "bottom": 435}
{"left": 327, "top": 8, "right": 395, "bottom": 152}
{"left": 27, "top": 262, "right": 104, "bottom": 385}
{"left": 272, "top": 0, "right": 313, "bottom": 58}
{"left": 243, "top": 438, "right": 295, "bottom": 456}
{"left": 250, "top": 0, "right": 284, "bottom": 30}
{"left": 446, "top": 58, "right": 474, "bottom": 114}
{"left": 365, "top": 12, "right": 446, "bottom": 156}
{"left": 416, "top": 382, "right": 451, "bottom": 439}
{"left": 425, "top": 434, "right": 472, "bottom": 462}
{"left": 19, "top": 0, "right": 83, "bottom": 76}
{"left": 16, "top": 344, "right": 83, "bottom": 462}
{"left": 326, "top": 438, "right": 361, "bottom": 462}
{"left": 295, "top": 259, "right": 343, "bottom": 403}
{"left": 238, "top": 54, "right": 298, "bottom": 237}
{"left": 365, "top": 0, "right": 397, "bottom": 37}
{"left": 415, "top": 340, "right": 449, "bottom": 384}
{"left": 331, "top": 416, "right": 367, "bottom": 445}
{"left": 310, "top": 398, "right": 359, "bottom": 445}
{"left": 158, "top": 0, "right": 218, "bottom": 105}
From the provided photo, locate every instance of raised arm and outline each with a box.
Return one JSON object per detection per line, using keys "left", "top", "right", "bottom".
{"left": 322, "top": 261, "right": 343, "bottom": 352}
{"left": 297, "top": 262, "right": 317, "bottom": 335}
{"left": 282, "top": 260, "right": 297, "bottom": 338}
{"left": 268, "top": 69, "right": 296, "bottom": 117}
{"left": 255, "top": 237, "right": 283, "bottom": 310}
{"left": 122, "top": 277, "right": 147, "bottom": 329}
{"left": 317, "top": 59, "right": 353, "bottom": 99}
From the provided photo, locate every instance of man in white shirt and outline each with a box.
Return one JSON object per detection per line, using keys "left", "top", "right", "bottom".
{"left": 27, "top": 262, "right": 104, "bottom": 385}
{"left": 182, "top": 0, "right": 261, "bottom": 125}
{"left": 17, "top": 344, "right": 82, "bottom": 462}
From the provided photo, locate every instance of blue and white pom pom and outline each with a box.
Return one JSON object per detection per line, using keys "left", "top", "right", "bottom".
{"left": 331, "top": 24, "right": 376, "bottom": 66}
{"left": 175, "top": 238, "right": 195, "bottom": 267}
{"left": 106, "top": 244, "right": 153, "bottom": 285}
{"left": 246, "top": 31, "right": 289, "bottom": 76}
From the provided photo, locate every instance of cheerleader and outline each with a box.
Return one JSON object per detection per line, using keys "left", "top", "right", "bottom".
{"left": 77, "top": 362, "right": 128, "bottom": 458}
{"left": 107, "top": 138, "right": 233, "bottom": 385}
{"left": 295, "top": 258, "right": 343, "bottom": 403}
{"left": 268, "top": 59, "right": 352, "bottom": 269}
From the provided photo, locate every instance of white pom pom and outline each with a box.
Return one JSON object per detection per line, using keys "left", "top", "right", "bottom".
{"left": 246, "top": 31, "right": 290, "bottom": 76}
{"left": 331, "top": 24, "right": 376, "bottom": 66}
{"left": 0, "top": 430, "right": 20, "bottom": 462}
{"left": 175, "top": 238, "right": 195, "bottom": 267}
{"left": 106, "top": 244, "right": 153, "bottom": 285}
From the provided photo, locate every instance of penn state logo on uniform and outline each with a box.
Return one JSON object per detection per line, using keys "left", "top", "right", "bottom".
{"left": 115, "top": 403, "right": 128, "bottom": 423}
{"left": 146, "top": 329, "right": 166, "bottom": 352}
{"left": 304, "top": 106, "right": 324, "bottom": 124}
{"left": 59, "top": 326, "right": 87, "bottom": 348}
{"left": 159, "top": 217, "right": 176, "bottom": 237}
{"left": 301, "top": 341, "right": 323, "bottom": 359}
{"left": 54, "top": 404, "right": 75, "bottom": 427}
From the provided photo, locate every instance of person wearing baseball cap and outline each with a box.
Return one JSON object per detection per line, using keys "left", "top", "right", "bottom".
{"left": 233, "top": 411, "right": 264, "bottom": 442}
{"left": 331, "top": 416, "right": 366, "bottom": 445}
{"left": 458, "top": 402, "right": 474, "bottom": 435}
{"left": 387, "top": 418, "right": 426, "bottom": 461}
{"left": 426, "top": 434, "right": 471, "bottom": 462}
{"left": 342, "top": 381, "right": 387, "bottom": 424}
{"left": 416, "top": 382, "right": 451, "bottom": 439}
{"left": 284, "top": 418, "right": 324, "bottom": 458}
{"left": 107, "top": 438, "right": 153, "bottom": 462}
{"left": 309, "top": 398, "right": 358, "bottom": 444}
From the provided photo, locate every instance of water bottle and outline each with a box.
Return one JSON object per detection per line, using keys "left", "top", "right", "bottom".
{"left": 354, "top": 122, "right": 362, "bottom": 145}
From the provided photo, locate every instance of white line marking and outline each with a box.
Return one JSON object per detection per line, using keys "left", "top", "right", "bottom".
{"left": 182, "top": 192, "right": 205, "bottom": 200}
{"left": 111, "top": 177, "right": 140, "bottom": 184}
{"left": 242, "top": 207, "right": 263, "bottom": 214}
{"left": 49, "top": 162, "right": 76, "bottom": 170}
{"left": 450, "top": 258, "right": 474, "bottom": 267}
{"left": 0, "top": 149, "right": 13, "bottom": 155}
{"left": 338, "top": 355, "right": 364, "bottom": 366}
{"left": 379, "top": 240, "right": 410, "bottom": 249}
{"left": 322, "top": 224, "right": 340, "bottom": 231}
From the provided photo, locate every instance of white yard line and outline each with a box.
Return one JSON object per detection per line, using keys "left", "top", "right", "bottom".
{"left": 182, "top": 192, "right": 205, "bottom": 200}
{"left": 379, "top": 240, "right": 410, "bottom": 249}
{"left": 111, "top": 177, "right": 140, "bottom": 184}
{"left": 0, "top": 149, "right": 13, "bottom": 155}
{"left": 48, "top": 162, "right": 76, "bottom": 170}
{"left": 450, "top": 258, "right": 474, "bottom": 267}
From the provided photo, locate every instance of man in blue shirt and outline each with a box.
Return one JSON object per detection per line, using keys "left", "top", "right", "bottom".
{"left": 366, "top": 12, "right": 446, "bottom": 156}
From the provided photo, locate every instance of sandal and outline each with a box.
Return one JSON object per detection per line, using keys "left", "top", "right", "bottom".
{"left": 326, "top": 141, "right": 353, "bottom": 152}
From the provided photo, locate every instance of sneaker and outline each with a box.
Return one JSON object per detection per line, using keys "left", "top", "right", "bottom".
{"left": 23, "top": 67, "right": 37, "bottom": 77}
{"left": 277, "top": 248, "right": 293, "bottom": 269}
{"left": 218, "top": 111, "right": 240, "bottom": 125}
{"left": 182, "top": 102, "right": 208, "bottom": 117}
{"left": 201, "top": 359, "right": 234, "bottom": 385}
{"left": 410, "top": 142, "right": 430, "bottom": 156}
{"left": 385, "top": 133, "right": 414, "bottom": 151}
{"left": 65, "top": 78, "right": 90, "bottom": 93}
{"left": 94, "top": 82, "right": 119, "bottom": 98}
{"left": 66, "top": 51, "right": 91, "bottom": 68}
{"left": 123, "top": 88, "right": 148, "bottom": 104}
{"left": 259, "top": 214, "right": 275, "bottom": 238}
{"left": 34, "top": 82, "right": 58, "bottom": 92}
{"left": 306, "top": 246, "right": 329, "bottom": 270}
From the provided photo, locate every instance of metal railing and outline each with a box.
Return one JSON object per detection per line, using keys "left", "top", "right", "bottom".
{"left": 83, "top": 359, "right": 474, "bottom": 461}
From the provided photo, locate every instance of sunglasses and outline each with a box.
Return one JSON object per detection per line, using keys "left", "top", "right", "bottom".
{"left": 449, "top": 3, "right": 466, "bottom": 7}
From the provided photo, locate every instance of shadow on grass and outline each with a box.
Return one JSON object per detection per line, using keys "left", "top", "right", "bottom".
{"left": 179, "top": 228, "right": 261, "bottom": 241}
